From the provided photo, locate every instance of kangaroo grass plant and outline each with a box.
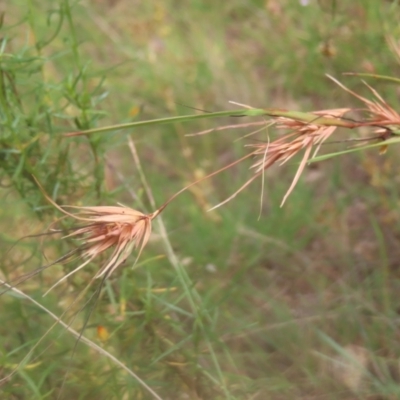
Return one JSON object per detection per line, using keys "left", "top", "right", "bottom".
{"left": 19, "top": 143, "right": 262, "bottom": 295}
{"left": 18, "top": 80, "right": 395, "bottom": 285}
{"left": 65, "top": 73, "right": 400, "bottom": 212}
{"left": 5, "top": 1, "right": 400, "bottom": 398}
{"left": 4, "top": 71, "right": 400, "bottom": 399}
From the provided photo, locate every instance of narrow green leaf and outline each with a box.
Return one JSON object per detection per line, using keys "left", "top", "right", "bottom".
{"left": 64, "top": 110, "right": 264, "bottom": 137}
{"left": 343, "top": 72, "right": 400, "bottom": 84}
{"left": 65, "top": 108, "right": 354, "bottom": 137}
{"left": 309, "top": 137, "right": 400, "bottom": 163}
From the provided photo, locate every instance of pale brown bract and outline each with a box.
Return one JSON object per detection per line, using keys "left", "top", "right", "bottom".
{"left": 32, "top": 177, "right": 160, "bottom": 293}
{"left": 249, "top": 108, "right": 350, "bottom": 206}
{"left": 42, "top": 204, "right": 159, "bottom": 294}
{"left": 328, "top": 75, "right": 400, "bottom": 135}
{"left": 65, "top": 206, "right": 157, "bottom": 276}
{"left": 209, "top": 108, "right": 350, "bottom": 210}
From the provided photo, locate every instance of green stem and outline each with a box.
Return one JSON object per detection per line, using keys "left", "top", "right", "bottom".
{"left": 65, "top": 108, "right": 355, "bottom": 137}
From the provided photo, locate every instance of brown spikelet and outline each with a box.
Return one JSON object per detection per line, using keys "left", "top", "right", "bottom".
{"left": 45, "top": 205, "right": 159, "bottom": 293}
{"left": 328, "top": 74, "right": 400, "bottom": 136}
{"left": 210, "top": 108, "right": 349, "bottom": 210}
{"left": 33, "top": 177, "right": 159, "bottom": 293}
{"left": 251, "top": 108, "right": 350, "bottom": 205}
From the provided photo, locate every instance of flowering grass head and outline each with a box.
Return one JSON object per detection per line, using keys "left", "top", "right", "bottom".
{"left": 33, "top": 177, "right": 160, "bottom": 293}
{"left": 210, "top": 108, "right": 350, "bottom": 210}
{"left": 250, "top": 108, "right": 350, "bottom": 205}
{"left": 328, "top": 75, "right": 400, "bottom": 137}
{"left": 62, "top": 205, "right": 158, "bottom": 279}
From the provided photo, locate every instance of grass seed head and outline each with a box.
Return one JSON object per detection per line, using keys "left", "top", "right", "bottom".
{"left": 328, "top": 75, "right": 400, "bottom": 136}
{"left": 247, "top": 108, "right": 350, "bottom": 205}
{"left": 209, "top": 108, "right": 350, "bottom": 210}
{"left": 63, "top": 205, "right": 157, "bottom": 279}
{"left": 33, "top": 176, "right": 160, "bottom": 290}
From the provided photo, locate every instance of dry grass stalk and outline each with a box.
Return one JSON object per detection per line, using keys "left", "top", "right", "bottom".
{"left": 185, "top": 121, "right": 269, "bottom": 137}
{"left": 0, "top": 280, "right": 163, "bottom": 400}
{"left": 387, "top": 36, "right": 400, "bottom": 64}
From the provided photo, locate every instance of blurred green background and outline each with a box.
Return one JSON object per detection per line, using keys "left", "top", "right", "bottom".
{"left": 2, "top": 0, "right": 400, "bottom": 399}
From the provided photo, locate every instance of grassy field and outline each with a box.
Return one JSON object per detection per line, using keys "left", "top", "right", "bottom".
{"left": 2, "top": 0, "right": 400, "bottom": 399}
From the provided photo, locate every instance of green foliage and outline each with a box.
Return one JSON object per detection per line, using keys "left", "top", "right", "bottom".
{"left": 0, "top": 0, "right": 109, "bottom": 215}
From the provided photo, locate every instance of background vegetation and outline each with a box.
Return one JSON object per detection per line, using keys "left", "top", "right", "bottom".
{"left": 2, "top": 0, "right": 400, "bottom": 399}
